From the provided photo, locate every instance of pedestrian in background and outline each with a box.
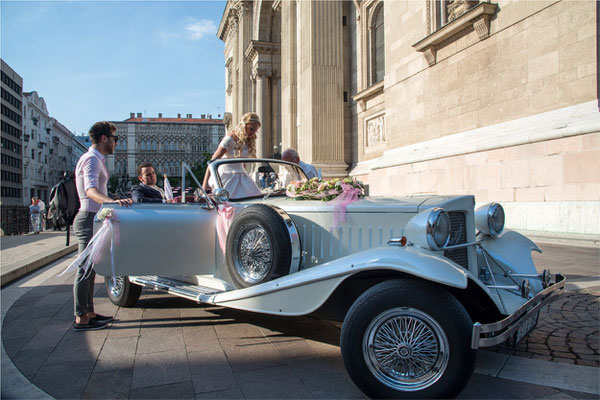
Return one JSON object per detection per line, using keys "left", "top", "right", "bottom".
{"left": 72, "top": 121, "right": 132, "bottom": 331}
{"left": 37, "top": 197, "right": 46, "bottom": 231}
{"left": 29, "top": 197, "right": 41, "bottom": 234}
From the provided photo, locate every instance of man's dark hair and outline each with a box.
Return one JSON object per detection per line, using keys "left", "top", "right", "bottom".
{"left": 137, "top": 162, "right": 154, "bottom": 177}
{"left": 89, "top": 121, "right": 117, "bottom": 144}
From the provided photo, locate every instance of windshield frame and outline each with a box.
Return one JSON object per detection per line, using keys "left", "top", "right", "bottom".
{"left": 208, "top": 158, "right": 309, "bottom": 200}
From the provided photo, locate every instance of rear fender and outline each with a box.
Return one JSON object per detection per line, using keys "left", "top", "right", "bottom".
{"left": 206, "top": 246, "right": 470, "bottom": 316}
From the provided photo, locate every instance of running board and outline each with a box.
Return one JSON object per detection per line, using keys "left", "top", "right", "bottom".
{"left": 130, "top": 275, "right": 224, "bottom": 303}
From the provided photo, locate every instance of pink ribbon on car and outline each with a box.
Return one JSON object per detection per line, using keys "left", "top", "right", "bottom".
{"left": 216, "top": 202, "right": 234, "bottom": 254}
{"left": 59, "top": 211, "right": 120, "bottom": 283}
{"left": 329, "top": 183, "right": 361, "bottom": 229}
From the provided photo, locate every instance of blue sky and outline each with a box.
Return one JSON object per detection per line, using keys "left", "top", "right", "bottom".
{"left": 1, "top": 0, "right": 227, "bottom": 135}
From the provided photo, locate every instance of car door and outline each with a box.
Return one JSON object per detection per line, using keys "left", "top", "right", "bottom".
{"left": 92, "top": 202, "right": 218, "bottom": 278}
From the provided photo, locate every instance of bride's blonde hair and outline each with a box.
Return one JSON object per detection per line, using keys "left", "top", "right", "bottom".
{"left": 232, "top": 112, "right": 260, "bottom": 157}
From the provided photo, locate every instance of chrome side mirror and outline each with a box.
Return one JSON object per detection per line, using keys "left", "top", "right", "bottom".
{"left": 213, "top": 188, "right": 230, "bottom": 203}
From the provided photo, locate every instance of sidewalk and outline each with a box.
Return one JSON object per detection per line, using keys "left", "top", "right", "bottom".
{"left": 1, "top": 230, "right": 77, "bottom": 287}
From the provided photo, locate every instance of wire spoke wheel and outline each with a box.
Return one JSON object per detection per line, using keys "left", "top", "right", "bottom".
{"left": 363, "top": 307, "right": 450, "bottom": 392}
{"left": 234, "top": 224, "right": 273, "bottom": 284}
{"left": 107, "top": 276, "right": 125, "bottom": 298}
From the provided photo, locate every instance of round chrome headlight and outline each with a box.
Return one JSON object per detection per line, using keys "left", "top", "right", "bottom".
{"left": 426, "top": 208, "right": 451, "bottom": 250}
{"left": 475, "top": 203, "right": 505, "bottom": 236}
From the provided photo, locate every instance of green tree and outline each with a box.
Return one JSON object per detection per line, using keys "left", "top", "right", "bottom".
{"left": 108, "top": 176, "right": 119, "bottom": 194}
{"left": 184, "top": 152, "right": 212, "bottom": 188}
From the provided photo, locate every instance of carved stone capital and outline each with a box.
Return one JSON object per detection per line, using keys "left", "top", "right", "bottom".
{"left": 245, "top": 40, "right": 280, "bottom": 62}
{"left": 235, "top": 1, "right": 252, "bottom": 19}
{"left": 251, "top": 67, "right": 272, "bottom": 80}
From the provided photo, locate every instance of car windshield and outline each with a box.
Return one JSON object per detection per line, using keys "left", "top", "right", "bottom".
{"left": 213, "top": 159, "right": 308, "bottom": 200}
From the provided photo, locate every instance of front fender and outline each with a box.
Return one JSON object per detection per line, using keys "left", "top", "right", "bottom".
{"left": 480, "top": 229, "right": 542, "bottom": 293}
{"left": 207, "top": 246, "right": 469, "bottom": 315}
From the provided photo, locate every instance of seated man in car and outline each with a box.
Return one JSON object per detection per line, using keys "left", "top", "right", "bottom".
{"left": 131, "top": 163, "right": 167, "bottom": 203}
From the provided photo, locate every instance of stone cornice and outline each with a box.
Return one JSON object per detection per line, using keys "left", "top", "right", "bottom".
{"left": 349, "top": 101, "right": 600, "bottom": 176}
{"left": 352, "top": 80, "right": 384, "bottom": 110}
{"left": 413, "top": 2, "right": 498, "bottom": 66}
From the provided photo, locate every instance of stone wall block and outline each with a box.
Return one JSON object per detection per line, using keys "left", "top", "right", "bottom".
{"left": 500, "top": 64, "right": 528, "bottom": 92}
{"left": 458, "top": 110, "right": 478, "bottom": 131}
{"left": 475, "top": 163, "right": 501, "bottom": 191}
{"left": 515, "top": 187, "right": 545, "bottom": 202}
{"left": 546, "top": 136, "right": 584, "bottom": 156}
{"left": 500, "top": 94, "right": 528, "bottom": 122}
{"left": 528, "top": 51, "right": 559, "bottom": 82}
{"left": 478, "top": 104, "right": 502, "bottom": 127}
{"left": 580, "top": 183, "right": 600, "bottom": 201}
{"left": 563, "top": 150, "right": 600, "bottom": 184}
{"left": 529, "top": 85, "right": 560, "bottom": 115}
{"left": 530, "top": 154, "right": 561, "bottom": 188}
{"left": 559, "top": 36, "right": 596, "bottom": 73}
{"left": 527, "top": 14, "right": 558, "bottom": 46}
{"left": 544, "top": 185, "right": 582, "bottom": 202}
{"left": 500, "top": 159, "right": 530, "bottom": 189}
{"left": 560, "top": 201, "right": 600, "bottom": 234}
{"left": 581, "top": 133, "right": 600, "bottom": 150}
{"left": 485, "top": 188, "right": 515, "bottom": 202}
{"left": 558, "top": 1, "right": 596, "bottom": 37}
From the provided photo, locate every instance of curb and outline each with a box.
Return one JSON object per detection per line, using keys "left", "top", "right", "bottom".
{"left": 0, "top": 244, "right": 77, "bottom": 287}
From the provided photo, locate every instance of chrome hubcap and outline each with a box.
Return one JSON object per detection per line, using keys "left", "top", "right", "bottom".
{"left": 234, "top": 224, "right": 272, "bottom": 284}
{"left": 363, "top": 307, "right": 449, "bottom": 392}
{"left": 108, "top": 276, "right": 125, "bottom": 298}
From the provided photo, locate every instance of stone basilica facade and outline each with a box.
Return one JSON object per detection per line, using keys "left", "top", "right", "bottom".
{"left": 109, "top": 113, "right": 225, "bottom": 187}
{"left": 218, "top": 0, "right": 599, "bottom": 236}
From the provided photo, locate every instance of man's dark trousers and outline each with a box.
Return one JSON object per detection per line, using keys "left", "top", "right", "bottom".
{"left": 73, "top": 211, "right": 96, "bottom": 316}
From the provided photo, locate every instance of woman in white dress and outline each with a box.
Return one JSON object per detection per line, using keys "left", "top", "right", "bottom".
{"left": 202, "top": 112, "right": 263, "bottom": 199}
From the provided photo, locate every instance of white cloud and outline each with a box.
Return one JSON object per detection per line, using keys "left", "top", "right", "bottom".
{"left": 184, "top": 19, "right": 216, "bottom": 40}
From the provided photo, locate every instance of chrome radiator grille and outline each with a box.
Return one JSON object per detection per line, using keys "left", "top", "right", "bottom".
{"left": 444, "top": 211, "right": 468, "bottom": 269}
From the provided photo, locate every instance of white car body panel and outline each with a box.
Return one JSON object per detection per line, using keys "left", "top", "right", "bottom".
{"left": 205, "top": 246, "right": 470, "bottom": 316}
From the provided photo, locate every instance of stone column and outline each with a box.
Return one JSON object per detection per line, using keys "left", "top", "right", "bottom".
{"left": 254, "top": 69, "right": 271, "bottom": 158}
{"left": 237, "top": 2, "right": 254, "bottom": 124}
{"left": 246, "top": 40, "right": 280, "bottom": 158}
{"left": 296, "top": 1, "right": 347, "bottom": 177}
{"left": 280, "top": 0, "right": 298, "bottom": 151}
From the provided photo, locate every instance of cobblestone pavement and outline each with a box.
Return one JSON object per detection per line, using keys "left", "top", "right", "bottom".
{"left": 489, "top": 286, "right": 600, "bottom": 367}
{"left": 1, "top": 230, "right": 72, "bottom": 268}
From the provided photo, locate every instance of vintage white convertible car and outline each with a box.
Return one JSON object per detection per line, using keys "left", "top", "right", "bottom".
{"left": 94, "top": 158, "right": 565, "bottom": 399}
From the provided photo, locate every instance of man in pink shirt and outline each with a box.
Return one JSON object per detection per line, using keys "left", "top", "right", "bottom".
{"left": 73, "top": 121, "right": 132, "bottom": 331}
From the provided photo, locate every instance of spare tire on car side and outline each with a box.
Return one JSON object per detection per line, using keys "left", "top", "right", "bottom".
{"left": 226, "top": 204, "right": 298, "bottom": 288}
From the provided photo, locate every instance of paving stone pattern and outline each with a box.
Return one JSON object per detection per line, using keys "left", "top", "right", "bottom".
{"left": 1, "top": 230, "right": 71, "bottom": 268}
{"left": 488, "top": 286, "right": 600, "bottom": 367}
{"left": 2, "top": 272, "right": 366, "bottom": 400}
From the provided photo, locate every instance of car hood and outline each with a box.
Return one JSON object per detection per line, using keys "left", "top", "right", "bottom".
{"left": 245, "top": 194, "right": 473, "bottom": 214}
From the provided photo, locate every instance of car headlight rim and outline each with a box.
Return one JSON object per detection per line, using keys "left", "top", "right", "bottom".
{"left": 426, "top": 208, "right": 451, "bottom": 251}
{"left": 488, "top": 203, "right": 505, "bottom": 236}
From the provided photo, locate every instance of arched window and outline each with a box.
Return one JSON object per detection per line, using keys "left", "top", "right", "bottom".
{"left": 371, "top": 3, "right": 385, "bottom": 85}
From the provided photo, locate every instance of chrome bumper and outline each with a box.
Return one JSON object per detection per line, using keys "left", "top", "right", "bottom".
{"left": 471, "top": 274, "right": 566, "bottom": 349}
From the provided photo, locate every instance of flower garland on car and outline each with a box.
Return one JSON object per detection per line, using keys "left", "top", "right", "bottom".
{"left": 60, "top": 208, "right": 119, "bottom": 284}
{"left": 286, "top": 177, "right": 365, "bottom": 227}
